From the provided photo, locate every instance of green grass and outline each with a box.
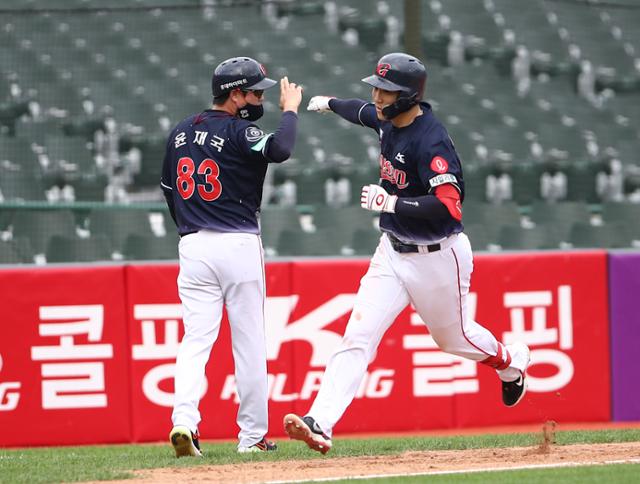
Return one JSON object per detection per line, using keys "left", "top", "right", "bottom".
{"left": 328, "top": 463, "right": 640, "bottom": 483}
{"left": 0, "top": 429, "right": 638, "bottom": 483}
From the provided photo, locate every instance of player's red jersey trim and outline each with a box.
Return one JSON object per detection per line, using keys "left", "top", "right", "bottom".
{"left": 482, "top": 343, "right": 512, "bottom": 370}
{"left": 435, "top": 184, "right": 462, "bottom": 221}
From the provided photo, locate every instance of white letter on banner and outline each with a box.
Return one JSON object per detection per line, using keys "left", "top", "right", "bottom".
{"left": 265, "top": 294, "right": 355, "bottom": 366}
{"left": 299, "top": 371, "right": 324, "bottom": 400}
{"left": 132, "top": 304, "right": 182, "bottom": 360}
{"left": 365, "top": 369, "right": 395, "bottom": 398}
{"left": 41, "top": 362, "right": 107, "bottom": 409}
{"left": 220, "top": 375, "right": 240, "bottom": 403}
{"left": 269, "top": 373, "right": 299, "bottom": 402}
{"left": 142, "top": 363, "right": 207, "bottom": 407}
{"left": 0, "top": 354, "right": 21, "bottom": 411}
{"left": 527, "top": 349, "right": 574, "bottom": 392}
{"left": 0, "top": 382, "right": 21, "bottom": 411}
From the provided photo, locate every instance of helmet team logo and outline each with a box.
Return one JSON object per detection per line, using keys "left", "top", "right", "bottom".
{"left": 376, "top": 63, "right": 391, "bottom": 77}
{"left": 430, "top": 156, "right": 449, "bottom": 174}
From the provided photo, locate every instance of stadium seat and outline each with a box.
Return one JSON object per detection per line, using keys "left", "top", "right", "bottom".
{"left": 289, "top": 168, "right": 332, "bottom": 206}
{"left": 349, "top": 227, "right": 381, "bottom": 256}
{"left": 45, "top": 235, "right": 112, "bottom": 263}
{"left": 601, "top": 201, "right": 640, "bottom": 225}
{"left": 565, "top": 162, "right": 601, "bottom": 203}
{"left": 0, "top": 170, "right": 47, "bottom": 202}
{"left": 276, "top": 228, "right": 343, "bottom": 256}
{"left": 461, "top": 164, "right": 490, "bottom": 203}
{"left": 129, "top": 135, "right": 167, "bottom": 188}
{"left": 462, "top": 201, "right": 521, "bottom": 241}
{"left": 44, "top": 135, "right": 96, "bottom": 181}
{"left": 123, "top": 233, "right": 179, "bottom": 260}
{"left": 498, "top": 225, "right": 560, "bottom": 251}
{"left": 313, "top": 204, "right": 374, "bottom": 231}
{"left": 568, "top": 222, "right": 627, "bottom": 249}
{"left": 12, "top": 209, "right": 77, "bottom": 255}
{"left": 71, "top": 174, "right": 109, "bottom": 201}
{"left": 464, "top": 223, "right": 494, "bottom": 252}
{"left": 313, "top": 204, "right": 377, "bottom": 248}
{"left": 88, "top": 208, "right": 154, "bottom": 253}
{"left": 0, "top": 237, "right": 33, "bottom": 264}
{"left": 0, "top": 240, "right": 23, "bottom": 264}
{"left": 0, "top": 138, "right": 42, "bottom": 176}
{"left": 510, "top": 163, "right": 544, "bottom": 205}
{"left": 530, "top": 201, "right": 592, "bottom": 243}
{"left": 259, "top": 206, "right": 303, "bottom": 251}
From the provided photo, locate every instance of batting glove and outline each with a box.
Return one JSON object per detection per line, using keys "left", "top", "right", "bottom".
{"left": 307, "top": 96, "right": 333, "bottom": 113}
{"left": 361, "top": 184, "right": 397, "bottom": 213}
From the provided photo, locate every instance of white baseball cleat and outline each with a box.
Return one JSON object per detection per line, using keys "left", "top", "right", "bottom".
{"left": 283, "top": 414, "right": 332, "bottom": 455}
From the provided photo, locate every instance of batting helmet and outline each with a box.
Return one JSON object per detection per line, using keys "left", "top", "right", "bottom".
{"left": 211, "top": 57, "right": 277, "bottom": 98}
{"left": 362, "top": 52, "right": 427, "bottom": 119}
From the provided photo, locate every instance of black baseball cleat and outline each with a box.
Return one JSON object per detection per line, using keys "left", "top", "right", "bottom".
{"left": 502, "top": 373, "right": 527, "bottom": 407}
{"left": 283, "top": 414, "right": 332, "bottom": 454}
{"left": 170, "top": 425, "right": 202, "bottom": 457}
{"left": 237, "top": 436, "right": 277, "bottom": 453}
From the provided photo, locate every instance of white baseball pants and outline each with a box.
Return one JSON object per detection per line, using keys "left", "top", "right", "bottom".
{"left": 171, "top": 230, "right": 268, "bottom": 449}
{"left": 309, "top": 232, "right": 520, "bottom": 437}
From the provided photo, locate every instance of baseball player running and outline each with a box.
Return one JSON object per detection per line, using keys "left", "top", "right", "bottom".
{"left": 162, "top": 56, "right": 302, "bottom": 456}
{"left": 284, "top": 53, "right": 530, "bottom": 454}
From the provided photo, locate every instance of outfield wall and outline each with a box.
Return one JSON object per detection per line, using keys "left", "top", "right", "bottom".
{"left": 0, "top": 250, "right": 637, "bottom": 447}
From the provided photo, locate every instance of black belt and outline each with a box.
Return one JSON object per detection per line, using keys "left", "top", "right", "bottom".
{"left": 180, "top": 230, "right": 199, "bottom": 237}
{"left": 388, "top": 234, "right": 441, "bottom": 253}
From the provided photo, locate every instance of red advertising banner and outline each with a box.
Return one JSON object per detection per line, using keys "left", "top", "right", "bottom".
{"left": 454, "top": 251, "right": 611, "bottom": 427}
{"left": 0, "top": 266, "right": 131, "bottom": 447}
{"left": 275, "top": 251, "right": 611, "bottom": 436}
{"left": 0, "top": 250, "right": 611, "bottom": 447}
{"left": 125, "top": 262, "right": 294, "bottom": 442}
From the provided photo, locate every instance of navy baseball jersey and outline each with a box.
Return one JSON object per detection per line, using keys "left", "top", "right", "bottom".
{"left": 161, "top": 110, "right": 293, "bottom": 236}
{"left": 337, "top": 100, "right": 465, "bottom": 244}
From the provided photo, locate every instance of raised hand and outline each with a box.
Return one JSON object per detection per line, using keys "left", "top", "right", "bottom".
{"left": 280, "top": 76, "right": 303, "bottom": 113}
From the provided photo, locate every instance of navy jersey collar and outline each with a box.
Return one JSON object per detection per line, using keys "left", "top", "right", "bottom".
{"left": 193, "top": 109, "right": 234, "bottom": 124}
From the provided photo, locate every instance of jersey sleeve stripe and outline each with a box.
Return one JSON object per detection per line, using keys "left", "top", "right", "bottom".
{"left": 160, "top": 181, "right": 172, "bottom": 191}
{"left": 357, "top": 103, "right": 372, "bottom": 127}
{"left": 250, "top": 133, "right": 273, "bottom": 155}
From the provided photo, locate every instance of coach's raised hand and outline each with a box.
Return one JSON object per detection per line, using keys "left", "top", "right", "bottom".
{"left": 280, "top": 76, "right": 303, "bottom": 113}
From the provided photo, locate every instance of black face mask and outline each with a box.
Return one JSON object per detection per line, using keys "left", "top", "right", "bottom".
{"left": 238, "top": 103, "right": 264, "bottom": 121}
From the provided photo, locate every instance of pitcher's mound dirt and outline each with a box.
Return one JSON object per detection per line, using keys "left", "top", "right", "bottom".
{"left": 114, "top": 441, "right": 640, "bottom": 483}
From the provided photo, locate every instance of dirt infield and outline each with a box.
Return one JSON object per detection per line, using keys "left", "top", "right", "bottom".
{"left": 111, "top": 440, "right": 640, "bottom": 483}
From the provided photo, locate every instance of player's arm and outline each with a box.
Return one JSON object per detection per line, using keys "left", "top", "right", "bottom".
{"left": 361, "top": 137, "right": 463, "bottom": 221}
{"left": 260, "top": 111, "right": 298, "bottom": 163}
{"left": 160, "top": 139, "right": 178, "bottom": 227}
{"left": 308, "top": 96, "right": 378, "bottom": 129}
{"left": 360, "top": 184, "right": 460, "bottom": 221}
{"left": 248, "top": 77, "right": 302, "bottom": 163}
